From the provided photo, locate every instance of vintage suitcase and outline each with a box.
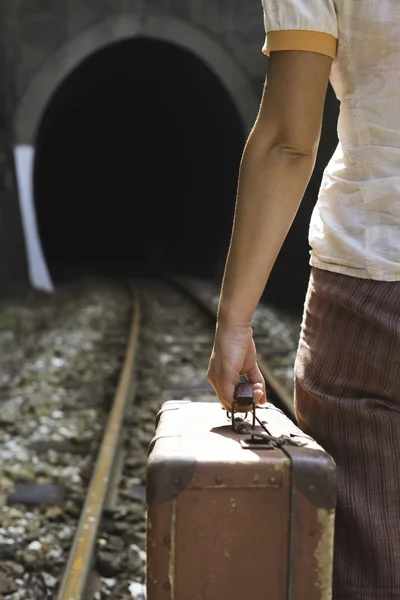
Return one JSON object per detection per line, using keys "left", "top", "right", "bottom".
{"left": 146, "top": 396, "right": 336, "bottom": 600}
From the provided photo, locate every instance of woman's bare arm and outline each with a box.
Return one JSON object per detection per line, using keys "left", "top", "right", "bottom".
{"left": 208, "top": 50, "right": 333, "bottom": 410}
{"left": 217, "top": 50, "right": 333, "bottom": 327}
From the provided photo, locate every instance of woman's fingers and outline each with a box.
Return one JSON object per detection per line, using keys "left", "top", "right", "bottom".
{"left": 230, "top": 373, "right": 267, "bottom": 412}
{"left": 246, "top": 363, "right": 267, "bottom": 405}
{"left": 208, "top": 374, "right": 232, "bottom": 412}
{"left": 208, "top": 366, "right": 237, "bottom": 411}
{"left": 208, "top": 367, "right": 267, "bottom": 412}
{"left": 253, "top": 382, "right": 265, "bottom": 405}
{"left": 207, "top": 325, "right": 267, "bottom": 412}
{"left": 220, "top": 368, "right": 240, "bottom": 412}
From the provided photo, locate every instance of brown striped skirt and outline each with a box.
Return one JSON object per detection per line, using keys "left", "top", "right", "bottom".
{"left": 294, "top": 266, "right": 400, "bottom": 600}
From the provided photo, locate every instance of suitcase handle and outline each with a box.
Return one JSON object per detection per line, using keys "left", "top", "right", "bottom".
{"left": 234, "top": 375, "right": 254, "bottom": 406}
{"left": 231, "top": 376, "right": 256, "bottom": 431}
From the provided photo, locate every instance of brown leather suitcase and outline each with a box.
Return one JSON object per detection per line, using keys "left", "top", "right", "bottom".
{"left": 146, "top": 398, "right": 336, "bottom": 600}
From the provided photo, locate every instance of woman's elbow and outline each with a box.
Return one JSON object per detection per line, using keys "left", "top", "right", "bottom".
{"left": 271, "top": 139, "right": 318, "bottom": 161}
{"left": 247, "top": 130, "right": 319, "bottom": 165}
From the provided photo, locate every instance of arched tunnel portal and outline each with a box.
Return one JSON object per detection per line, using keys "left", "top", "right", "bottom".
{"left": 34, "top": 37, "right": 245, "bottom": 280}
{"left": 32, "top": 33, "right": 339, "bottom": 308}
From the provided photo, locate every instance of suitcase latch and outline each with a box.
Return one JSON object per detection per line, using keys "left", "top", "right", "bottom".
{"left": 240, "top": 435, "right": 277, "bottom": 450}
{"left": 239, "top": 431, "right": 307, "bottom": 450}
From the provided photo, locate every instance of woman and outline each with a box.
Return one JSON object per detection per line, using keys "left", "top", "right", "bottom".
{"left": 207, "top": 1, "right": 400, "bottom": 598}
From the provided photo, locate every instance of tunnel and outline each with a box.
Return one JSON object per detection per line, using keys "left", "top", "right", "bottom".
{"left": 34, "top": 37, "right": 245, "bottom": 281}
{"left": 34, "top": 36, "right": 339, "bottom": 309}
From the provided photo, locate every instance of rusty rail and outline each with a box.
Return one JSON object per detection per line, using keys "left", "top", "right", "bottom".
{"left": 56, "top": 286, "right": 140, "bottom": 600}
{"left": 168, "top": 275, "right": 295, "bottom": 421}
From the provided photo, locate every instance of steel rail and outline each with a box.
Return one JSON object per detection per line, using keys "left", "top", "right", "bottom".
{"left": 56, "top": 286, "right": 141, "bottom": 600}
{"left": 168, "top": 275, "right": 295, "bottom": 421}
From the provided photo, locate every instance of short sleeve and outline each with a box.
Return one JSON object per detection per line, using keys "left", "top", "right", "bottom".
{"left": 261, "top": 0, "right": 338, "bottom": 60}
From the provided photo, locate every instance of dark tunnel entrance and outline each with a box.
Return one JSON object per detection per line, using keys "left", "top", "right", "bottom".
{"left": 34, "top": 37, "right": 245, "bottom": 281}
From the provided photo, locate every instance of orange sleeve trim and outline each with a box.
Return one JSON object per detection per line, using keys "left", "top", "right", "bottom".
{"left": 262, "top": 30, "right": 337, "bottom": 60}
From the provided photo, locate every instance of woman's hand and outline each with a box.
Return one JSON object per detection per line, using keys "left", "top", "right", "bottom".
{"left": 207, "top": 323, "right": 267, "bottom": 412}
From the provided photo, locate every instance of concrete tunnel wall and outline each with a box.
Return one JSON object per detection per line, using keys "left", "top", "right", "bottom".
{"left": 12, "top": 12, "right": 260, "bottom": 292}
{"left": 4, "top": 2, "right": 339, "bottom": 306}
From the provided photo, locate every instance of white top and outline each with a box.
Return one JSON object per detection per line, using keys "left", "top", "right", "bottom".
{"left": 262, "top": 0, "right": 400, "bottom": 281}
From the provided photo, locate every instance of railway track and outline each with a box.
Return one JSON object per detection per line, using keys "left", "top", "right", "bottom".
{"left": 53, "top": 278, "right": 296, "bottom": 600}
{"left": 0, "top": 278, "right": 299, "bottom": 599}
{"left": 56, "top": 286, "right": 140, "bottom": 600}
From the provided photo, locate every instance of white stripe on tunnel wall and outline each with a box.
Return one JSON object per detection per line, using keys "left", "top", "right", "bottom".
{"left": 14, "top": 145, "right": 54, "bottom": 292}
